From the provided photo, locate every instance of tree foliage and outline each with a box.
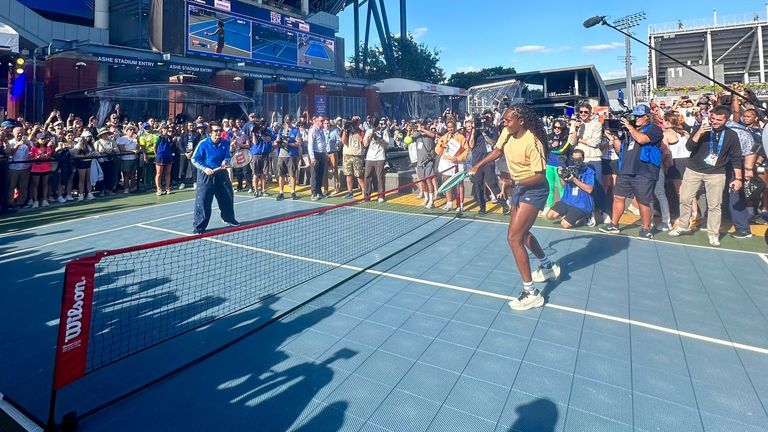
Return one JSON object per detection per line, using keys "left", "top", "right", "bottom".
{"left": 348, "top": 34, "right": 445, "bottom": 83}
{"left": 445, "top": 66, "right": 518, "bottom": 89}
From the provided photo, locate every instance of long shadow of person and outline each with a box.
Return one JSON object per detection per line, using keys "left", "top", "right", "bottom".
{"left": 292, "top": 401, "right": 350, "bottom": 432}
{"left": 508, "top": 398, "right": 558, "bottom": 432}
{"left": 540, "top": 233, "right": 630, "bottom": 299}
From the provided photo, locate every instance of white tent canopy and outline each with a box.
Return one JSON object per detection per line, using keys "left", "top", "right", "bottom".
{"left": 375, "top": 78, "right": 466, "bottom": 96}
{"left": 375, "top": 78, "right": 467, "bottom": 121}
{"left": 0, "top": 23, "right": 19, "bottom": 53}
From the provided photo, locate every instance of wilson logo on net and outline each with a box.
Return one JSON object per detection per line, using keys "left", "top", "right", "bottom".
{"left": 62, "top": 277, "right": 87, "bottom": 350}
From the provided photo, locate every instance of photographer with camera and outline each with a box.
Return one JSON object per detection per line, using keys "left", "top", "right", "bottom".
{"left": 599, "top": 104, "right": 664, "bottom": 239}
{"left": 411, "top": 119, "right": 438, "bottom": 208}
{"left": 545, "top": 149, "right": 595, "bottom": 228}
{"left": 568, "top": 103, "right": 607, "bottom": 224}
{"left": 274, "top": 115, "right": 302, "bottom": 201}
{"left": 341, "top": 116, "right": 366, "bottom": 199}
{"left": 467, "top": 112, "right": 509, "bottom": 214}
{"left": 363, "top": 117, "right": 389, "bottom": 202}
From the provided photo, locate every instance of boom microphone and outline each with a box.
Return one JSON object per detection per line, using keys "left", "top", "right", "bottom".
{"left": 583, "top": 16, "right": 606, "bottom": 28}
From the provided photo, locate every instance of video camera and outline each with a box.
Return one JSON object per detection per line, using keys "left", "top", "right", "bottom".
{"left": 604, "top": 111, "right": 637, "bottom": 132}
{"left": 556, "top": 155, "right": 579, "bottom": 181}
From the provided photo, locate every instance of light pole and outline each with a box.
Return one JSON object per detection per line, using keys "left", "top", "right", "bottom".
{"left": 75, "top": 61, "right": 86, "bottom": 89}
{"left": 612, "top": 12, "right": 645, "bottom": 107}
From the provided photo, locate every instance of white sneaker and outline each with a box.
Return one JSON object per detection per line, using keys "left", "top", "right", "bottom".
{"left": 532, "top": 262, "right": 561, "bottom": 283}
{"left": 77, "top": 195, "right": 84, "bottom": 202}
{"left": 490, "top": 194, "right": 498, "bottom": 204}
{"left": 178, "top": 183, "right": 186, "bottom": 190}
{"left": 31, "top": 201, "right": 39, "bottom": 208}
{"left": 425, "top": 200, "right": 434, "bottom": 209}
{"left": 508, "top": 289, "right": 545, "bottom": 311}
{"left": 65, "top": 195, "right": 74, "bottom": 201}
{"left": 86, "top": 193, "right": 95, "bottom": 200}
{"left": 667, "top": 226, "right": 692, "bottom": 237}
{"left": 708, "top": 234, "right": 721, "bottom": 247}
{"left": 57, "top": 196, "right": 67, "bottom": 204}
{"left": 442, "top": 202, "right": 453, "bottom": 211}
{"left": 421, "top": 196, "right": 429, "bottom": 206}
{"left": 193, "top": 183, "right": 197, "bottom": 190}
{"left": 586, "top": 215, "right": 596, "bottom": 227}
{"left": 41, "top": 200, "right": 50, "bottom": 207}
{"left": 602, "top": 212, "right": 612, "bottom": 224}
{"left": 416, "top": 192, "right": 423, "bottom": 199}
{"left": 377, "top": 197, "right": 385, "bottom": 203}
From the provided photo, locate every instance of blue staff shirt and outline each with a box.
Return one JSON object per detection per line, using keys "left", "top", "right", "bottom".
{"left": 192, "top": 136, "right": 231, "bottom": 170}
{"left": 561, "top": 165, "right": 595, "bottom": 214}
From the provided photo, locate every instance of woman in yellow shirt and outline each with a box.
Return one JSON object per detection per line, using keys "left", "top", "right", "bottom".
{"left": 468, "top": 105, "right": 561, "bottom": 311}
{"left": 435, "top": 119, "right": 469, "bottom": 213}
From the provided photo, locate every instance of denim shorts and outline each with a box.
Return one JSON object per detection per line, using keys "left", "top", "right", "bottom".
{"left": 512, "top": 182, "right": 548, "bottom": 210}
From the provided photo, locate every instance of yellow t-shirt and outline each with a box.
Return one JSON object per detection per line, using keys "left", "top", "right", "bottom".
{"left": 495, "top": 128, "right": 546, "bottom": 182}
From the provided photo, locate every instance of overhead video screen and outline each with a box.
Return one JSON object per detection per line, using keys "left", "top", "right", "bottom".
{"left": 186, "top": 0, "right": 336, "bottom": 72}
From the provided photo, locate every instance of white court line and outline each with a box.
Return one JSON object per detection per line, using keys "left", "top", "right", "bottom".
{"left": 0, "top": 196, "right": 199, "bottom": 238}
{"left": 299, "top": 199, "right": 768, "bottom": 258}
{"left": 0, "top": 392, "right": 41, "bottom": 431}
{"left": 0, "top": 197, "right": 257, "bottom": 262}
{"left": 135, "top": 223, "right": 768, "bottom": 356}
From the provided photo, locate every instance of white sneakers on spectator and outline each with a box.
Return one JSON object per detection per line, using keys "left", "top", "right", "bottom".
{"left": 377, "top": 197, "right": 384, "bottom": 203}
{"left": 77, "top": 195, "right": 84, "bottom": 202}
{"left": 31, "top": 201, "right": 39, "bottom": 208}
{"left": 41, "top": 200, "right": 49, "bottom": 207}
{"left": 442, "top": 202, "right": 452, "bottom": 211}
{"left": 602, "top": 212, "right": 612, "bottom": 224}
{"left": 708, "top": 233, "right": 721, "bottom": 247}
{"left": 667, "top": 226, "right": 692, "bottom": 237}
{"left": 532, "top": 262, "right": 560, "bottom": 283}
{"left": 178, "top": 183, "right": 186, "bottom": 190}
{"left": 65, "top": 195, "right": 73, "bottom": 201}
{"left": 425, "top": 199, "right": 434, "bottom": 209}
{"left": 57, "top": 196, "right": 67, "bottom": 204}
{"left": 86, "top": 193, "right": 95, "bottom": 201}
{"left": 193, "top": 183, "right": 197, "bottom": 190}
{"left": 586, "top": 215, "right": 596, "bottom": 227}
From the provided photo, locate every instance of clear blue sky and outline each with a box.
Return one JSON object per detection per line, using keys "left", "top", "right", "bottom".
{"left": 336, "top": 0, "right": 766, "bottom": 83}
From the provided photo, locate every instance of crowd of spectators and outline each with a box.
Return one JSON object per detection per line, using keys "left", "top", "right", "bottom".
{"left": 2, "top": 90, "right": 766, "bottom": 246}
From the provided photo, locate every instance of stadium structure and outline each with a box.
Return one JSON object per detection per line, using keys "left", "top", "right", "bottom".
{"left": 0, "top": 0, "right": 398, "bottom": 123}
{"left": 647, "top": 7, "right": 768, "bottom": 100}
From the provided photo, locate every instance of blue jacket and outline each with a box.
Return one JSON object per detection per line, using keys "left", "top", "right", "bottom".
{"left": 192, "top": 137, "right": 231, "bottom": 170}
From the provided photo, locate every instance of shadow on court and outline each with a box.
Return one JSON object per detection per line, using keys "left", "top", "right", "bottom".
{"left": 508, "top": 398, "right": 559, "bottom": 432}
{"left": 541, "top": 233, "right": 630, "bottom": 298}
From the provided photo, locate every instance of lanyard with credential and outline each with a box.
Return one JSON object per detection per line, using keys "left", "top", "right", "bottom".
{"left": 709, "top": 130, "right": 724, "bottom": 155}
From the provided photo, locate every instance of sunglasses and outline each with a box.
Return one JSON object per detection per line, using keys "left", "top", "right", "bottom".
{"left": 211, "top": 129, "right": 222, "bottom": 132}
{"left": 579, "top": 110, "right": 590, "bottom": 114}
{"left": 553, "top": 126, "right": 562, "bottom": 129}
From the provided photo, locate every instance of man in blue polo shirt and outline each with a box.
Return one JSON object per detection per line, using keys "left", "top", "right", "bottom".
{"left": 275, "top": 115, "right": 302, "bottom": 200}
{"left": 191, "top": 121, "right": 239, "bottom": 234}
{"left": 545, "top": 149, "right": 595, "bottom": 228}
{"left": 250, "top": 126, "right": 274, "bottom": 197}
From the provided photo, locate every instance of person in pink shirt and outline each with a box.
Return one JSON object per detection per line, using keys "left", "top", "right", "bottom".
{"left": 29, "top": 133, "right": 54, "bottom": 208}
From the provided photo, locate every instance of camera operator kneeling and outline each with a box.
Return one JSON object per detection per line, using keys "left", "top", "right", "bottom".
{"left": 545, "top": 149, "right": 595, "bottom": 228}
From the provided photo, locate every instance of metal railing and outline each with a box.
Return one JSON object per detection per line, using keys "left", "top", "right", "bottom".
{"left": 649, "top": 13, "right": 765, "bottom": 34}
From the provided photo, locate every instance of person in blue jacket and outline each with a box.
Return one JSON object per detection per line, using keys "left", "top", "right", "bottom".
{"left": 191, "top": 122, "right": 240, "bottom": 234}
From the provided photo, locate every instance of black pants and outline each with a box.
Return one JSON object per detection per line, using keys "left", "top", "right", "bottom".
{"left": 473, "top": 165, "right": 503, "bottom": 211}
{"left": 364, "top": 160, "right": 386, "bottom": 198}
{"left": 98, "top": 159, "right": 117, "bottom": 192}
{"left": 310, "top": 153, "right": 327, "bottom": 196}
{"left": 233, "top": 163, "right": 253, "bottom": 190}
{"left": 193, "top": 170, "right": 235, "bottom": 232}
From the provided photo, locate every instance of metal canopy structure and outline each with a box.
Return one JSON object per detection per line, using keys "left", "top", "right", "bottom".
{"left": 338, "top": 0, "right": 407, "bottom": 76}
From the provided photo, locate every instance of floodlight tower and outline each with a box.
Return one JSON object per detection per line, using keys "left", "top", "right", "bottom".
{"left": 613, "top": 12, "right": 645, "bottom": 107}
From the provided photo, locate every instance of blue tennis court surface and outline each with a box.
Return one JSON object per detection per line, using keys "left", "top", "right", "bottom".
{"left": 1, "top": 195, "right": 767, "bottom": 431}
{"left": 189, "top": 17, "right": 251, "bottom": 54}
{"left": 306, "top": 41, "right": 330, "bottom": 60}
{"left": 252, "top": 40, "right": 298, "bottom": 64}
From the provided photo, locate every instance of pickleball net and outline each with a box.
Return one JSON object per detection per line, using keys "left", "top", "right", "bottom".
{"left": 47, "top": 172, "right": 459, "bottom": 428}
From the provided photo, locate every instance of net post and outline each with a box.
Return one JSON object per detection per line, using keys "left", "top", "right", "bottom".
{"left": 48, "top": 256, "right": 99, "bottom": 428}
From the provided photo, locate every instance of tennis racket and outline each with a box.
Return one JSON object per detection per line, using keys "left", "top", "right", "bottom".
{"left": 230, "top": 149, "right": 253, "bottom": 169}
{"left": 437, "top": 170, "right": 470, "bottom": 194}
